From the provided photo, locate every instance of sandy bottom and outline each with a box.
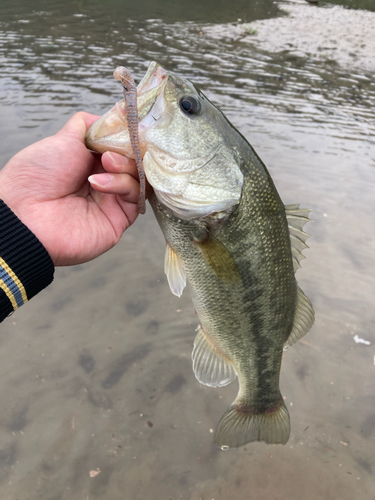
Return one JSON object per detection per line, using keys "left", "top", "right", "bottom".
{"left": 205, "top": 0, "right": 375, "bottom": 73}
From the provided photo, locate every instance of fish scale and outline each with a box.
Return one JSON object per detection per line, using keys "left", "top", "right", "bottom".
{"left": 151, "top": 142, "right": 296, "bottom": 424}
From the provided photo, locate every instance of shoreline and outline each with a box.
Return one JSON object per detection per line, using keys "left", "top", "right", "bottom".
{"left": 204, "top": 0, "right": 375, "bottom": 74}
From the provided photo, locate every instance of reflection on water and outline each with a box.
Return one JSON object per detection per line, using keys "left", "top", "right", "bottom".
{"left": 1, "top": 0, "right": 375, "bottom": 499}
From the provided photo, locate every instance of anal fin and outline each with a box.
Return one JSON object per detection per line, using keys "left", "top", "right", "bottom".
{"left": 284, "top": 285, "right": 315, "bottom": 350}
{"left": 192, "top": 325, "right": 237, "bottom": 387}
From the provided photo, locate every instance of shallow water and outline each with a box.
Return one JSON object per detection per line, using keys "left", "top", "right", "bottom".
{"left": 1, "top": 1, "right": 375, "bottom": 499}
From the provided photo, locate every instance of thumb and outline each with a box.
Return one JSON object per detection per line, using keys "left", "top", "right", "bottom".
{"left": 57, "top": 112, "right": 100, "bottom": 141}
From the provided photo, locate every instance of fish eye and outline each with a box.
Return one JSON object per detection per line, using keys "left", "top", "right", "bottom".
{"left": 179, "top": 96, "right": 201, "bottom": 116}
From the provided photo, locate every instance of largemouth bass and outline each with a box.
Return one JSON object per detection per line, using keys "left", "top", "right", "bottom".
{"left": 85, "top": 62, "right": 314, "bottom": 448}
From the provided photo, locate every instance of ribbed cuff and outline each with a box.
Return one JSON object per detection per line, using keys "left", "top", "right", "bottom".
{"left": 0, "top": 200, "right": 55, "bottom": 322}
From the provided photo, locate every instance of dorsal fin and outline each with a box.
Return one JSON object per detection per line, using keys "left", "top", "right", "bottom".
{"left": 285, "top": 204, "right": 312, "bottom": 272}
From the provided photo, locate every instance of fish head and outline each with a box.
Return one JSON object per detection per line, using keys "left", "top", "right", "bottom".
{"left": 85, "top": 61, "right": 243, "bottom": 219}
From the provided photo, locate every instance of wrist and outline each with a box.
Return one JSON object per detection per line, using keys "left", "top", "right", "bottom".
{"left": 0, "top": 173, "right": 55, "bottom": 265}
{"left": 0, "top": 171, "right": 45, "bottom": 254}
{"left": 0, "top": 170, "right": 20, "bottom": 220}
{"left": 0, "top": 173, "right": 9, "bottom": 208}
{"left": 0, "top": 200, "right": 55, "bottom": 322}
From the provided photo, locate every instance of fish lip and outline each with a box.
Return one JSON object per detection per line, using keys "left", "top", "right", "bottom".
{"left": 137, "top": 61, "right": 167, "bottom": 95}
{"left": 85, "top": 62, "right": 168, "bottom": 151}
{"left": 136, "top": 62, "right": 169, "bottom": 120}
{"left": 110, "top": 62, "right": 169, "bottom": 124}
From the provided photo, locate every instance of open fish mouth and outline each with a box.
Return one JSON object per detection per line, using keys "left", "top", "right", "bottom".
{"left": 85, "top": 61, "right": 168, "bottom": 156}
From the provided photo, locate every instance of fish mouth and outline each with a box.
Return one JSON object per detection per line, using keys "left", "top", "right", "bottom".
{"left": 85, "top": 61, "right": 168, "bottom": 156}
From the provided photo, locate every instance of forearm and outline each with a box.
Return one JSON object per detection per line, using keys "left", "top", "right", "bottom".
{"left": 0, "top": 200, "right": 54, "bottom": 322}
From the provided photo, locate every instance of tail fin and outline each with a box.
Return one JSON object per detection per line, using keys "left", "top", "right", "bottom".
{"left": 214, "top": 402, "right": 290, "bottom": 449}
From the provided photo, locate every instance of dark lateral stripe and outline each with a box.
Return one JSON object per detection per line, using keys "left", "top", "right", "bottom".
{"left": 0, "top": 199, "right": 54, "bottom": 322}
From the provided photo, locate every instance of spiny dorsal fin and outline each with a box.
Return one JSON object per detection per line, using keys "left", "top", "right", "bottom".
{"left": 164, "top": 242, "right": 186, "bottom": 297}
{"left": 285, "top": 204, "right": 312, "bottom": 272}
{"left": 283, "top": 285, "right": 315, "bottom": 350}
{"left": 192, "top": 324, "right": 237, "bottom": 387}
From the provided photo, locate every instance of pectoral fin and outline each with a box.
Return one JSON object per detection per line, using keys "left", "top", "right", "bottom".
{"left": 164, "top": 242, "right": 186, "bottom": 297}
{"left": 284, "top": 285, "right": 315, "bottom": 350}
{"left": 194, "top": 232, "right": 240, "bottom": 284}
{"left": 192, "top": 324, "right": 237, "bottom": 387}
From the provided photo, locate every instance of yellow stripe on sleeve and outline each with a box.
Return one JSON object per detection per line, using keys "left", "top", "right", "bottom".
{"left": 0, "top": 278, "right": 18, "bottom": 310}
{"left": 0, "top": 257, "right": 28, "bottom": 303}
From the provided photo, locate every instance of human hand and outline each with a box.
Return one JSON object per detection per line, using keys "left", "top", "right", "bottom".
{"left": 0, "top": 112, "right": 144, "bottom": 266}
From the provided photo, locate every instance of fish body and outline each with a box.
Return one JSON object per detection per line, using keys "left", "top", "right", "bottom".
{"left": 85, "top": 62, "right": 314, "bottom": 448}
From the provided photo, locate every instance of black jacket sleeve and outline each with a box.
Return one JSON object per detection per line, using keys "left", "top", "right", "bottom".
{"left": 0, "top": 200, "right": 54, "bottom": 322}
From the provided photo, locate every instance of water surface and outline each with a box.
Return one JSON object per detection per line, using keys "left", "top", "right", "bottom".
{"left": 1, "top": 1, "right": 375, "bottom": 499}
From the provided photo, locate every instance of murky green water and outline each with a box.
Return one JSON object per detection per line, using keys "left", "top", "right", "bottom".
{"left": 1, "top": 1, "right": 375, "bottom": 499}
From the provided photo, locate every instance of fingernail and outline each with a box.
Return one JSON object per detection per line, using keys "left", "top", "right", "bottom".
{"left": 89, "top": 173, "right": 114, "bottom": 186}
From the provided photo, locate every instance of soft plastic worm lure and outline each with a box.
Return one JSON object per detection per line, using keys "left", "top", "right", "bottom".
{"left": 114, "top": 66, "right": 146, "bottom": 214}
